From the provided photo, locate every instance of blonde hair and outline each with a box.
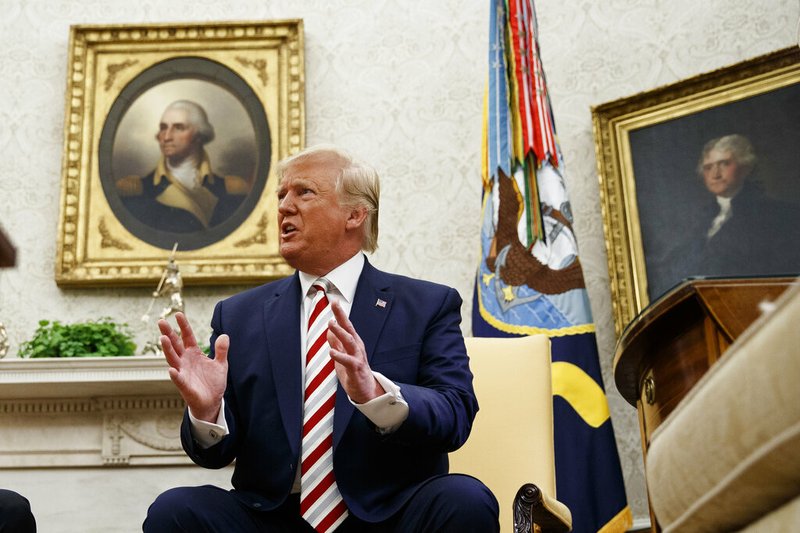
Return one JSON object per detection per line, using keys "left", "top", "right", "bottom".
{"left": 277, "top": 145, "right": 380, "bottom": 252}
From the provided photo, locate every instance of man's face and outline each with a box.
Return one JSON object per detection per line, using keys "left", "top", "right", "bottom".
{"left": 701, "top": 148, "right": 747, "bottom": 198}
{"left": 156, "top": 108, "right": 199, "bottom": 163}
{"left": 277, "top": 153, "right": 354, "bottom": 275}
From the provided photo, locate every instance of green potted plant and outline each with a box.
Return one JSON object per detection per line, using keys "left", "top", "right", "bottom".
{"left": 18, "top": 318, "right": 137, "bottom": 358}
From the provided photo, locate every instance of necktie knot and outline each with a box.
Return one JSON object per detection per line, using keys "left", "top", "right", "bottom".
{"left": 310, "top": 277, "right": 332, "bottom": 297}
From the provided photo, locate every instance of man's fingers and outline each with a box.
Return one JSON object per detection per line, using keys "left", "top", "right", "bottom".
{"left": 327, "top": 328, "right": 345, "bottom": 352}
{"left": 330, "top": 301, "right": 358, "bottom": 336}
{"left": 157, "top": 319, "right": 173, "bottom": 337}
{"left": 213, "top": 334, "right": 230, "bottom": 365}
{"left": 167, "top": 366, "right": 184, "bottom": 388}
{"left": 328, "top": 347, "right": 352, "bottom": 368}
{"left": 158, "top": 318, "right": 185, "bottom": 353}
{"left": 175, "top": 312, "right": 199, "bottom": 349}
{"left": 328, "top": 320, "right": 358, "bottom": 354}
{"left": 329, "top": 302, "right": 365, "bottom": 348}
{"left": 161, "top": 334, "right": 181, "bottom": 369}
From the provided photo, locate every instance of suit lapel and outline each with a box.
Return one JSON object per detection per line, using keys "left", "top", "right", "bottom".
{"left": 263, "top": 274, "right": 303, "bottom": 458}
{"left": 333, "top": 260, "right": 394, "bottom": 448}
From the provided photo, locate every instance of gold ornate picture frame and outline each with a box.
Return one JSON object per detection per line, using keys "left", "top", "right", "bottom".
{"left": 56, "top": 20, "right": 304, "bottom": 287}
{"left": 592, "top": 47, "right": 800, "bottom": 336}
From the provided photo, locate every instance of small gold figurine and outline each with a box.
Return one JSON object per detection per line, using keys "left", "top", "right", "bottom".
{"left": 142, "top": 243, "right": 184, "bottom": 355}
{"left": 155, "top": 257, "right": 184, "bottom": 321}
{"left": 142, "top": 243, "right": 184, "bottom": 323}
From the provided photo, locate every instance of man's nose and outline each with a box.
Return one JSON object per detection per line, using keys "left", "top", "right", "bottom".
{"left": 707, "top": 162, "right": 721, "bottom": 177}
{"left": 278, "top": 193, "right": 295, "bottom": 213}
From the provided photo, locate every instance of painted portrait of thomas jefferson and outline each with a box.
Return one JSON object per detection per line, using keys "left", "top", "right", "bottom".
{"left": 628, "top": 81, "right": 800, "bottom": 300}
{"left": 101, "top": 65, "right": 270, "bottom": 251}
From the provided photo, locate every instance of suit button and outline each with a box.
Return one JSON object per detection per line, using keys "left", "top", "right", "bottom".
{"left": 253, "top": 503, "right": 262, "bottom": 508}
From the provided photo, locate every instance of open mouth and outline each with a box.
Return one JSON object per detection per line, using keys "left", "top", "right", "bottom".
{"left": 281, "top": 223, "right": 297, "bottom": 237}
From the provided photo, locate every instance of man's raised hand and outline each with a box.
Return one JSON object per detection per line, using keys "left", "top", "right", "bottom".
{"left": 158, "top": 312, "right": 228, "bottom": 423}
{"left": 327, "top": 301, "right": 384, "bottom": 404}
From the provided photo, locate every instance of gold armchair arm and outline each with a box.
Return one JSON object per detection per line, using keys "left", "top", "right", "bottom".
{"left": 513, "top": 483, "right": 572, "bottom": 533}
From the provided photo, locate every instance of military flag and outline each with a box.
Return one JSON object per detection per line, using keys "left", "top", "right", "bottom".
{"left": 473, "top": 1, "right": 633, "bottom": 531}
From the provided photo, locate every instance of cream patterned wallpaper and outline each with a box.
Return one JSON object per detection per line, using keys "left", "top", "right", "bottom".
{"left": 0, "top": 0, "right": 797, "bottom": 524}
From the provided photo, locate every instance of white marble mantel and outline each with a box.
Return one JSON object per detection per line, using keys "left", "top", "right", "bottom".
{"left": 0, "top": 356, "right": 233, "bottom": 532}
{"left": 0, "top": 355, "right": 186, "bottom": 468}
{"left": 0, "top": 355, "right": 174, "bottom": 399}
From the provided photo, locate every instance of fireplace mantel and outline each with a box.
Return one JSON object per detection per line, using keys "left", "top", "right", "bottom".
{"left": 0, "top": 355, "right": 174, "bottom": 399}
{"left": 0, "top": 355, "right": 234, "bottom": 531}
{"left": 0, "top": 355, "right": 187, "bottom": 468}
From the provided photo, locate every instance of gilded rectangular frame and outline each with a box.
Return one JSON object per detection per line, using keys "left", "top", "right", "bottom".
{"left": 56, "top": 20, "right": 305, "bottom": 287}
{"left": 592, "top": 47, "right": 800, "bottom": 337}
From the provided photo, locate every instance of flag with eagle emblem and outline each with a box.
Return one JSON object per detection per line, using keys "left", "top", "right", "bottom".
{"left": 473, "top": 1, "right": 633, "bottom": 531}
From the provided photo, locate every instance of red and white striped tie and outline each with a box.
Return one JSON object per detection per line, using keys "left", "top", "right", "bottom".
{"left": 300, "top": 279, "right": 348, "bottom": 532}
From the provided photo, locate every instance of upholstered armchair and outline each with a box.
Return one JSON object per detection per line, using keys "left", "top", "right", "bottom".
{"left": 645, "top": 282, "right": 800, "bottom": 531}
{"left": 449, "top": 335, "right": 572, "bottom": 532}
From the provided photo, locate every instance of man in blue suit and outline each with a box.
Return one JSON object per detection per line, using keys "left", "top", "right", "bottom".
{"left": 144, "top": 145, "right": 499, "bottom": 532}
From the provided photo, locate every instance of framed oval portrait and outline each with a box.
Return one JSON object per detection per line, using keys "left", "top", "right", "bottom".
{"left": 99, "top": 56, "right": 270, "bottom": 251}
{"left": 55, "top": 20, "right": 305, "bottom": 287}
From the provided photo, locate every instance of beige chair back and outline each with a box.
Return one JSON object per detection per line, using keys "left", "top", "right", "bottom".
{"left": 449, "top": 335, "right": 557, "bottom": 532}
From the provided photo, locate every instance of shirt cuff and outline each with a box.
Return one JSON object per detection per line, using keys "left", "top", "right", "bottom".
{"left": 188, "top": 398, "right": 229, "bottom": 449}
{"left": 351, "top": 371, "right": 409, "bottom": 433}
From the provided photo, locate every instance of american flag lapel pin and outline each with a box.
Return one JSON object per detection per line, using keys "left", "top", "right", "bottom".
{"left": 375, "top": 298, "right": 387, "bottom": 308}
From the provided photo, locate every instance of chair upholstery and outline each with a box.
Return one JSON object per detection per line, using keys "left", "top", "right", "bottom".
{"left": 450, "top": 335, "right": 572, "bottom": 532}
{"left": 646, "top": 281, "right": 800, "bottom": 532}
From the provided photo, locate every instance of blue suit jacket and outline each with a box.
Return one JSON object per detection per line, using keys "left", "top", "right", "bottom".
{"left": 180, "top": 259, "right": 478, "bottom": 522}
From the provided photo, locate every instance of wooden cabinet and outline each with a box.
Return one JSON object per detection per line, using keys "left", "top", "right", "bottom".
{"left": 614, "top": 276, "right": 794, "bottom": 446}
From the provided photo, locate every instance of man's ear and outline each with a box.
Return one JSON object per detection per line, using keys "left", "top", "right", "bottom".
{"left": 345, "top": 206, "right": 368, "bottom": 230}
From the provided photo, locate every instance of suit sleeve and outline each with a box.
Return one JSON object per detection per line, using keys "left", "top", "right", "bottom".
{"left": 384, "top": 287, "right": 478, "bottom": 453}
